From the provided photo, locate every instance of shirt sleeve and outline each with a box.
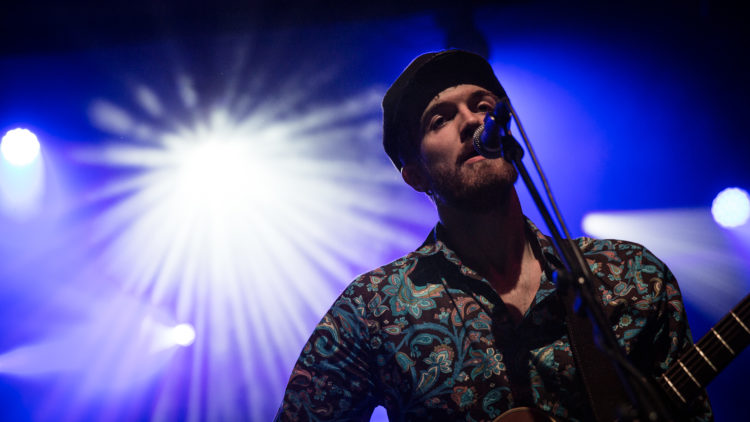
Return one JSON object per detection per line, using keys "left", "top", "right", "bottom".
{"left": 643, "top": 247, "right": 714, "bottom": 421}
{"left": 274, "top": 290, "right": 380, "bottom": 422}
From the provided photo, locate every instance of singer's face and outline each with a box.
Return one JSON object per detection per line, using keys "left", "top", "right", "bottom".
{"left": 410, "top": 84, "right": 517, "bottom": 211}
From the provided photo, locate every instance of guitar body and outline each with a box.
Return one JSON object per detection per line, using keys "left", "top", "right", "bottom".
{"left": 493, "top": 407, "right": 557, "bottom": 422}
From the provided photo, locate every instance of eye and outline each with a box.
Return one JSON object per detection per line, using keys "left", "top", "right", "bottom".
{"left": 477, "top": 100, "right": 495, "bottom": 113}
{"left": 428, "top": 115, "right": 446, "bottom": 131}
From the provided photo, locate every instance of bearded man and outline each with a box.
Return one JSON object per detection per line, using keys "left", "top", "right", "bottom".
{"left": 274, "top": 50, "right": 712, "bottom": 422}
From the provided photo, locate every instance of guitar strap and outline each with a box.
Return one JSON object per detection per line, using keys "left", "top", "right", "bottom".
{"left": 527, "top": 225, "right": 632, "bottom": 422}
{"left": 558, "top": 276, "right": 631, "bottom": 422}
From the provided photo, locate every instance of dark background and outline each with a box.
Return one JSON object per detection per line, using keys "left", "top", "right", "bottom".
{"left": 1, "top": 1, "right": 748, "bottom": 421}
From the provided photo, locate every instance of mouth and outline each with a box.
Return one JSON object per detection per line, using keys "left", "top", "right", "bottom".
{"left": 459, "top": 148, "right": 483, "bottom": 165}
{"left": 464, "top": 155, "right": 487, "bottom": 165}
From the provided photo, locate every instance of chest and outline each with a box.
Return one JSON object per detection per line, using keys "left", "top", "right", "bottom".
{"left": 374, "top": 289, "right": 583, "bottom": 420}
{"left": 491, "top": 260, "right": 544, "bottom": 324}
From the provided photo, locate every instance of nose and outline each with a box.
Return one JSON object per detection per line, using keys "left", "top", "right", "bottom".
{"left": 459, "top": 106, "right": 485, "bottom": 144}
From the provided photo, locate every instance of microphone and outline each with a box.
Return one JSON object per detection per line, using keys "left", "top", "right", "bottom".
{"left": 472, "top": 100, "right": 512, "bottom": 159}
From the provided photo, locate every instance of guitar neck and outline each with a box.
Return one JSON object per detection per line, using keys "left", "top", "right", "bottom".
{"left": 493, "top": 295, "right": 750, "bottom": 421}
{"left": 659, "top": 293, "right": 750, "bottom": 405}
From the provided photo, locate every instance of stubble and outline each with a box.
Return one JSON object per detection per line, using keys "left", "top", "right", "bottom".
{"left": 425, "top": 158, "right": 519, "bottom": 213}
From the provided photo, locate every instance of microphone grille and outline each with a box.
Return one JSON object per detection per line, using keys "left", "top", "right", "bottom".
{"left": 472, "top": 125, "right": 484, "bottom": 145}
{"left": 472, "top": 124, "right": 487, "bottom": 157}
{"left": 473, "top": 123, "right": 503, "bottom": 159}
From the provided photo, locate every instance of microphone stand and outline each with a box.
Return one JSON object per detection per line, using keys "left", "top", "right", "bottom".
{"left": 497, "top": 98, "right": 674, "bottom": 422}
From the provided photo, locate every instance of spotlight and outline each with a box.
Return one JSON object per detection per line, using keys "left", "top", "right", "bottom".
{"left": 78, "top": 78, "right": 424, "bottom": 420}
{"left": 711, "top": 187, "right": 750, "bottom": 228}
{"left": 1, "top": 128, "right": 41, "bottom": 166}
{"left": 169, "top": 323, "right": 196, "bottom": 347}
{"left": 175, "top": 139, "right": 260, "bottom": 206}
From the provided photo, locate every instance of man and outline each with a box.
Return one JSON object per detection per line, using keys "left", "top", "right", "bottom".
{"left": 275, "top": 50, "right": 712, "bottom": 421}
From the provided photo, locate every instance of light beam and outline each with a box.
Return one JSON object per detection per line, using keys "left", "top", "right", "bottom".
{"left": 582, "top": 208, "right": 750, "bottom": 319}
{"left": 68, "top": 69, "right": 434, "bottom": 421}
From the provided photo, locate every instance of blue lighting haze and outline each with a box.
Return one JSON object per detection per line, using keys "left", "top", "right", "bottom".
{"left": 0, "top": 4, "right": 747, "bottom": 422}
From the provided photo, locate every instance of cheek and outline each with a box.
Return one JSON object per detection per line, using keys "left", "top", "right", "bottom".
{"left": 419, "top": 135, "right": 456, "bottom": 166}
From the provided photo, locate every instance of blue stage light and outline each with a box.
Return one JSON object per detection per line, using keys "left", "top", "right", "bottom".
{"left": 712, "top": 187, "right": 750, "bottom": 228}
{"left": 73, "top": 76, "right": 430, "bottom": 421}
{"left": 1, "top": 128, "right": 41, "bottom": 166}
{"left": 0, "top": 128, "right": 45, "bottom": 218}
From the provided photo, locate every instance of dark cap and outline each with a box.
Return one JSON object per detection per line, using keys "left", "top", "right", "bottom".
{"left": 382, "top": 50, "right": 506, "bottom": 170}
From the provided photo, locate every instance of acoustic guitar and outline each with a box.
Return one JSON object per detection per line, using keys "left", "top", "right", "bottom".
{"left": 492, "top": 292, "right": 750, "bottom": 421}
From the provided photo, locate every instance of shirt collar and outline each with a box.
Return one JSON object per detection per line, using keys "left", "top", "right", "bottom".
{"left": 418, "top": 218, "right": 565, "bottom": 301}
{"left": 420, "top": 218, "right": 562, "bottom": 270}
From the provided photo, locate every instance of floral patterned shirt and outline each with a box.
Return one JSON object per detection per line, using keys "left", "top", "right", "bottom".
{"left": 275, "top": 221, "right": 712, "bottom": 421}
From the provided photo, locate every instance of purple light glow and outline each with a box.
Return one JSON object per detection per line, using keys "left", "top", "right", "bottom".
{"left": 0, "top": 4, "right": 747, "bottom": 421}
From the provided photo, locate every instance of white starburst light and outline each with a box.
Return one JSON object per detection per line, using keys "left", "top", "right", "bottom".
{"left": 68, "top": 73, "right": 433, "bottom": 421}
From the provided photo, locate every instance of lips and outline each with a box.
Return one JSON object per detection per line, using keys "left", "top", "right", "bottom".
{"left": 458, "top": 148, "right": 481, "bottom": 165}
{"left": 464, "top": 155, "right": 486, "bottom": 165}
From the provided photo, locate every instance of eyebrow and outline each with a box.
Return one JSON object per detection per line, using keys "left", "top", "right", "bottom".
{"left": 419, "top": 88, "right": 498, "bottom": 131}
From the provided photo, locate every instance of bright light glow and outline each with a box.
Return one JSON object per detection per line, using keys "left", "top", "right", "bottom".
{"left": 711, "top": 187, "right": 750, "bottom": 228}
{"left": 1, "top": 128, "right": 41, "bottom": 166}
{"left": 0, "top": 292, "right": 177, "bottom": 397}
{"left": 71, "top": 71, "right": 434, "bottom": 421}
{"left": 0, "top": 128, "right": 45, "bottom": 218}
{"left": 174, "top": 138, "right": 271, "bottom": 210}
{"left": 170, "top": 323, "right": 196, "bottom": 347}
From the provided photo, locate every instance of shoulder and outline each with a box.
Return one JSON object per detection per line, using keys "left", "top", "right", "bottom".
{"left": 325, "top": 241, "right": 453, "bottom": 339}
{"left": 577, "top": 237, "right": 670, "bottom": 276}
{"left": 575, "top": 237, "right": 678, "bottom": 312}
{"left": 338, "top": 242, "right": 443, "bottom": 301}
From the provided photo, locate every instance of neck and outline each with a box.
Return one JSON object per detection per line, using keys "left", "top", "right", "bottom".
{"left": 436, "top": 187, "right": 532, "bottom": 293}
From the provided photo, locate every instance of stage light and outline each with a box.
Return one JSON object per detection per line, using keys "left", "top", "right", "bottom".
{"left": 174, "top": 137, "right": 268, "bottom": 210}
{"left": 1, "top": 128, "right": 40, "bottom": 166}
{"left": 0, "top": 128, "right": 45, "bottom": 218}
{"left": 711, "top": 187, "right": 750, "bottom": 228}
{"left": 71, "top": 75, "right": 432, "bottom": 421}
{"left": 169, "top": 323, "right": 196, "bottom": 347}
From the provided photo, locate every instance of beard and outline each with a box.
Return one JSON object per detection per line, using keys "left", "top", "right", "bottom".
{"left": 423, "top": 158, "right": 519, "bottom": 212}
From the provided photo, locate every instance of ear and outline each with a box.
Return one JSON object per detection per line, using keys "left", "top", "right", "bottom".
{"left": 401, "top": 162, "right": 430, "bottom": 193}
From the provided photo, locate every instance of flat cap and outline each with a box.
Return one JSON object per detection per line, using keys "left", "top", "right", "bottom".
{"left": 382, "top": 50, "right": 506, "bottom": 170}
